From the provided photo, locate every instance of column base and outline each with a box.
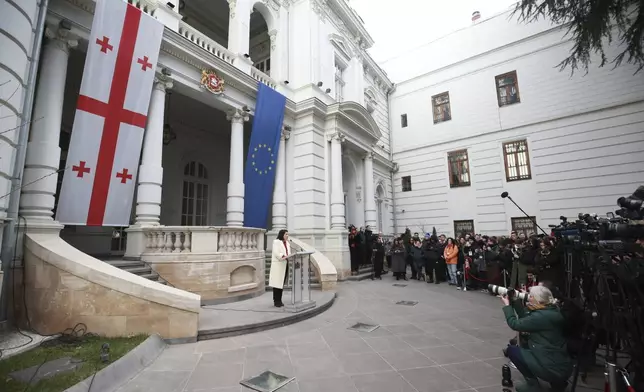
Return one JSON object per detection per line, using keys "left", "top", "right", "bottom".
{"left": 124, "top": 225, "right": 149, "bottom": 260}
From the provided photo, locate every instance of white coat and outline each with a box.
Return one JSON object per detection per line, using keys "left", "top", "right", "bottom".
{"left": 269, "top": 239, "right": 291, "bottom": 289}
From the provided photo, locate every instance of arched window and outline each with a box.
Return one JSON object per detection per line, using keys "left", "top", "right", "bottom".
{"left": 181, "top": 161, "right": 209, "bottom": 226}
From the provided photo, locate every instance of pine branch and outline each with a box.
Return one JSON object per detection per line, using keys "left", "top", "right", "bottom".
{"left": 512, "top": 0, "right": 644, "bottom": 74}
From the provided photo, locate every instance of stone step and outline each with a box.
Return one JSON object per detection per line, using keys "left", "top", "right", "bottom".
{"left": 139, "top": 273, "right": 160, "bottom": 281}
{"left": 104, "top": 259, "right": 143, "bottom": 269}
{"left": 346, "top": 269, "right": 389, "bottom": 281}
{"left": 122, "top": 266, "right": 153, "bottom": 275}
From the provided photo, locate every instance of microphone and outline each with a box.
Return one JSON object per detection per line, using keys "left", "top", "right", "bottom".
{"left": 500, "top": 191, "right": 549, "bottom": 236}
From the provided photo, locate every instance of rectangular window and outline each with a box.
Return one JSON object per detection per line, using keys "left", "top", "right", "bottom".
{"left": 432, "top": 92, "right": 452, "bottom": 124}
{"left": 511, "top": 217, "right": 537, "bottom": 238}
{"left": 495, "top": 71, "right": 520, "bottom": 107}
{"left": 503, "top": 139, "right": 532, "bottom": 182}
{"left": 401, "top": 114, "right": 408, "bottom": 128}
{"left": 447, "top": 149, "right": 471, "bottom": 188}
{"left": 401, "top": 176, "right": 412, "bottom": 192}
{"left": 454, "top": 220, "right": 475, "bottom": 237}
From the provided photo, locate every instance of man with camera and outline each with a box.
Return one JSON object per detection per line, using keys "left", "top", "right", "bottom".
{"left": 499, "top": 285, "right": 573, "bottom": 392}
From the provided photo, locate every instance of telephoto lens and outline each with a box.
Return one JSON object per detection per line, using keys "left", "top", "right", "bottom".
{"left": 488, "top": 284, "right": 528, "bottom": 301}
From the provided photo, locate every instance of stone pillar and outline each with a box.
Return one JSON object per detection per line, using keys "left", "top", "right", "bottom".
{"left": 227, "top": 0, "right": 252, "bottom": 73}
{"left": 329, "top": 132, "right": 346, "bottom": 230}
{"left": 19, "top": 26, "right": 77, "bottom": 228}
{"left": 226, "top": 108, "right": 249, "bottom": 226}
{"left": 363, "top": 151, "right": 377, "bottom": 229}
{"left": 268, "top": 29, "right": 279, "bottom": 80}
{"left": 134, "top": 74, "right": 172, "bottom": 226}
{"left": 271, "top": 126, "right": 290, "bottom": 230}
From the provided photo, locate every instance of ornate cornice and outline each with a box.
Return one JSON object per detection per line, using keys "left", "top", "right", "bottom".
{"left": 228, "top": 0, "right": 237, "bottom": 19}
{"left": 281, "top": 126, "right": 291, "bottom": 140}
{"left": 268, "top": 30, "right": 278, "bottom": 51}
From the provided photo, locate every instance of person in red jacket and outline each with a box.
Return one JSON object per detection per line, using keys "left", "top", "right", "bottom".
{"left": 443, "top": 238, "right": 459, "bottom": 286}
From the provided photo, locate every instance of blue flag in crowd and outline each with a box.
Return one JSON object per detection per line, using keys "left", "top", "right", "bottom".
{"left": 243, "top": 83, "right": 286, "bottom": 229}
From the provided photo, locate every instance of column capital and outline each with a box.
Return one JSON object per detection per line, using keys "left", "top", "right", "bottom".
{"left": 45, "top": 25, "right": 79, "bottom": 54}
{"left": 227, "top": 108, "right": 250, "bottom": 123}
{"left": 364, "top": 151, "right": 374, "bottom": 160}
{"left": 327, "top": 131, "right": 345, "bottom": 143}
{"left": 153, "top": 73, "right": 174, "bottom": 92}
{"left": 281, "top": 126, "right": 291, "bottom": 141}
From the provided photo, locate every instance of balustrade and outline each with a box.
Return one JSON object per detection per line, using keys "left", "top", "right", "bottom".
{"left": 250, "top": 67, "right": 278, "bottom": 89}
{"left": 178, "top": 22, "right": 236, "bottom": 65}
{"left": 140, "top": 226, "right": 264, "bottom": 254}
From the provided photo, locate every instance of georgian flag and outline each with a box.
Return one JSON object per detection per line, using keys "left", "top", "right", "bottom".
{"left": 56, "top": 0, "right": 164, "bottom": 226}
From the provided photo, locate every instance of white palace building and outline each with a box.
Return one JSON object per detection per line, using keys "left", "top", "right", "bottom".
{"left": 0, "top": 0, "right": 642, "bottom": 339}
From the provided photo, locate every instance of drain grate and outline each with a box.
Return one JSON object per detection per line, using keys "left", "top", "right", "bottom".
{"left": 396, "top": 301, "right": 418, "bottom": 306}
{"left": 240, "top": 370, "right": 295, "bottom": 392}
{"left": 347, "top": 322, "right": 380, "bottom": 333}
{"left": 393, "top": 284, "right": 408, "bottom": 287}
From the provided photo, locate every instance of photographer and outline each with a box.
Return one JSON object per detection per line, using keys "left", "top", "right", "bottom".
{"left": 500, "top": 285, "right": 572, "bottom": 392}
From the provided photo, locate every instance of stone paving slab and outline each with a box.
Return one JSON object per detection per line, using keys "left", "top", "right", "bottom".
{"left": 115, "top": 279, "right": 604, "bottom": 392}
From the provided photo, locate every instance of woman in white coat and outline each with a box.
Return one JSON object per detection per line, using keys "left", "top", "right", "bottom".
{"left": 270, "top": 229, "right": 291, "bottom": 307}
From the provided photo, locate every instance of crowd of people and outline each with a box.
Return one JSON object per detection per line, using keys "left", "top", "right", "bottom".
{"left": 349, "top": 226, "right": 565, "bottom": 293}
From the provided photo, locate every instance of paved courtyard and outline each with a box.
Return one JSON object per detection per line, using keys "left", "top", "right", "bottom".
{"left": 117, "top": 279, "right": 518, "bottom": 392}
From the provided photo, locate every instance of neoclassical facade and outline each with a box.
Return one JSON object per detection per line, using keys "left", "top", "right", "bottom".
{"left": 0, "top": 0, "right": 394, "bottom": 334}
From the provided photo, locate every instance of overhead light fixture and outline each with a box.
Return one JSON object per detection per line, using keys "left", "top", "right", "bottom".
{"left": 166, "top": 2, "right": 175, "bottom": 9}
{"left": 163, "top": 124, "right": 176, "bottom": 146}
{"left": 283, "top": 80, "right": 289, "bottom": 85}
{"left": 244, "top": 54, "right": 250, "bottom": 58}
{"left": 325, "top": 88, "right": 331, "bottom": 94}
{"left": 317, "top": 81, "right": 323, "bottom": 87}
{"left": 161, "top": 67, "right": 172, "bottom": 76}
{"left": 242, "top": 105, "right": 251, "bottom": 112}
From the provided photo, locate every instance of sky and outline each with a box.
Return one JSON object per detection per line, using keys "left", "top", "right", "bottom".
{"left": 349, "top": 0, "right": 519, "bottom": 80}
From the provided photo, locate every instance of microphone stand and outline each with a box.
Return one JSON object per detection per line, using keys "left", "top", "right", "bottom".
{"left": 503, "top": 194, "right": 550, "bottom": 237}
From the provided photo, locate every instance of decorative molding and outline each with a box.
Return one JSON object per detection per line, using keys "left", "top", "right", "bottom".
{"left": 228, "top": 0, "right": 237, "bottom": 19}
{"left": 329, "top": 33, "right": 353, "bottom": 61}
{"left": 311, "top": 0, "right": 327, "bottom": 22}
{"left": 281, "top": 126, "right": 291, "bottom": 140}
{"left": 45, "top": 25, "right": 79, "bottom": 54}
{"left": 227, "top": 108, "right": 250, "bottom": 123}
{"left": 356, "top": 186, "right": 362, "bottom": 203}
{"left": 364, "top": 151, "right": 374, "bottom": 160}
{"left": 154, "top": 73, "right": 174, "bottom": 92}
{"left": 200, "top": 69, "right": 225, "bottom": 94}
{"left": 262, "top": 0, "right": 281, "bottom": 11}
{"left": 268, "top": 29, "right": 278, "bottom": 51}
{"left": 327, "top": 131, "right": 345, "bottom": 143}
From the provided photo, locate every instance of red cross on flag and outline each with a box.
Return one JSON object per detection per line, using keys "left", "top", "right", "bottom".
{"left": 56, "top": 0, "right": 163, "bottom": 226}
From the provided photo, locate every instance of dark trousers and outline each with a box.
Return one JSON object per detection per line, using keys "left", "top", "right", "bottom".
{"left": 350, "top": 247, "right": 359, "bottom": 272}
{"left": 507, "top": 345, "right": 568, "bottom": 389}
{"left": 273, "top": 263, "right": 289, "bottom": 305}
{"left": 374, "top": 253, "right": 384, "bottom": 277}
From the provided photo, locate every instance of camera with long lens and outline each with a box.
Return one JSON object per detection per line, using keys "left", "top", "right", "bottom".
{"left": 488, "top": 284, "right": 528, "bottom": 302}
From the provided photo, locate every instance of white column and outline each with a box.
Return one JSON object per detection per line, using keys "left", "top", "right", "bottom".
{"left": 134, "top": 74, "right": 172, "bottom": 226}
{"left": 363, "top": 151, "right": 377, "bottom": 229}
{"left": 226, "top": 108, "right": 249, "bottom": 226}
{"left": 227, "top": 0, "right": 252, "bottom": 72}
{"left": 19, "top": 26, "right": 77, "bottom": 226}
{"left": 329, "top": 132, "right": 346, "bottom": 230}
{"left": 268, "top": 29, "right": 280, "bottom": 81}
{"left": 271, "top": 126, "right": 289, "bottom": 230}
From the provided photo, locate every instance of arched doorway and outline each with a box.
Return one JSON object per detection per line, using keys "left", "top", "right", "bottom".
{"left": 376, "top": 184, "right": 385, "bottom": 233}
{"left": 181, "top": 161, "right": 210, "bottom": 226}
{"left": 249, "top": 3, "right": 272, "bottom": 76}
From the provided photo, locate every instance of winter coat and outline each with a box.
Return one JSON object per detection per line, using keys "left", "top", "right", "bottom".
{"left": 269, "top": 239, "right": 291, "bottom": 289}
{"left": 502, "top": 301, "right": 573, "bottom": 382}
{"left": 390, "top": 247, "right": 407, "bottom": 273}
{"left": 443, "top": 244, "right": 459, "bottom": 265}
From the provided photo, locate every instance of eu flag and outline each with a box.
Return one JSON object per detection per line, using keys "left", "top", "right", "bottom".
{"left": 243, "top": 83, "right": 286, "bottom": 229}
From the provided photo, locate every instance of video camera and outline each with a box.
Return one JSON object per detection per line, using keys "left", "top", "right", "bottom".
{"left": 488, "top": 284, "right": 529, "bottom": 302}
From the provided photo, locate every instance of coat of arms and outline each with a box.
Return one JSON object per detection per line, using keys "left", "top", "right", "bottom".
{"left": 200, "top": 69, "right": 224, "bottom": 94}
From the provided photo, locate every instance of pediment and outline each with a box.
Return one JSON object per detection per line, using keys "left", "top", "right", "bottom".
{"left": 329, "top": 33, "right": 353, "bottom": 61}
{"left": 328, "top": 101, "right": 382, "bottom": 142}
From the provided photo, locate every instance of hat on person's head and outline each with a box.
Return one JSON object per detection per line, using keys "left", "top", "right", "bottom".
{"left": 425, "top": 233, "right": 431, "bottom": 239}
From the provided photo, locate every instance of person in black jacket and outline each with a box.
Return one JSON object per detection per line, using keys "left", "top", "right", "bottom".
{"left": 423, "top": 236, "right": 441, "bottom": 284}
{"left": 535, "top": 238, "right": 563, "bottom": 291}
{"left": 364, "top": 226, "right": 374, "bottom": 268}
{"left": 373, "top": 233, "right": 385, "bottom": 280}
{"left": 410, "top": 239, "right": 425, "bottom": 280}
{"left": 348, "top": 225, "right": 360, "bottom": 275}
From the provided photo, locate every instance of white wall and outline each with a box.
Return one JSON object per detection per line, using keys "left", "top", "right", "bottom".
{"left": 391, "top": 16, "right": 644, "bottom": 237}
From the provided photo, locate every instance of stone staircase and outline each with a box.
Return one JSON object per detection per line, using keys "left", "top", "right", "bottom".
{"left": 102, "top": 258, "right": 167, "bottom": 285}
{"left": 346, "top": 264, "right": 389, "bottom": 281}
{"left": 264, "top": 252, "right": 321, "bottom": 290}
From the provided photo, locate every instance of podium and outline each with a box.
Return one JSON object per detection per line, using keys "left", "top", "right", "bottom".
{"left": 284, "top": 251, "right": 316, "bottom": 313}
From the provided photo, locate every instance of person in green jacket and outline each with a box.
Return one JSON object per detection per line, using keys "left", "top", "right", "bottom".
{"left": 500, "top": 285, "right": 573, "bottom": 392}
